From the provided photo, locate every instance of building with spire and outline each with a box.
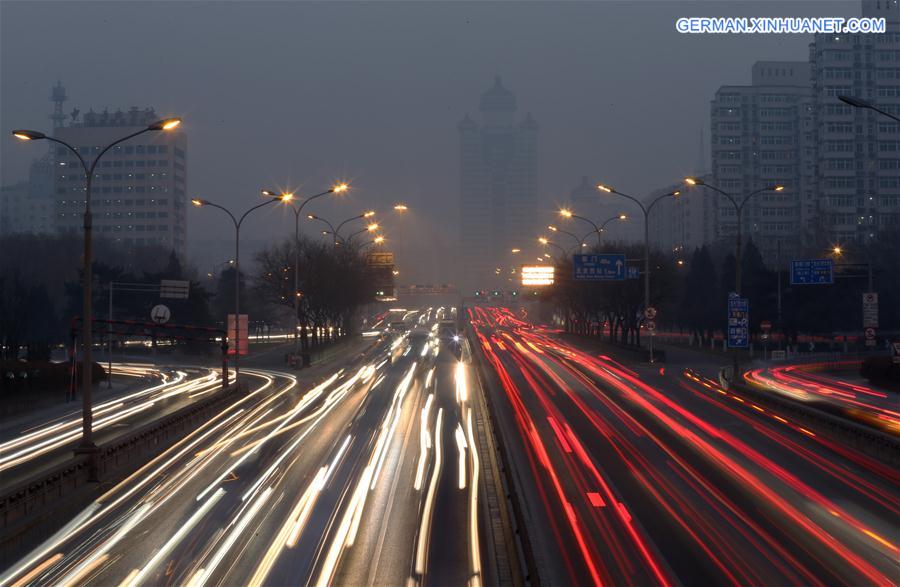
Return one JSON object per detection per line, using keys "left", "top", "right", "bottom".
{"left": 459, "top": 77, "right": 538, "bottom": 292}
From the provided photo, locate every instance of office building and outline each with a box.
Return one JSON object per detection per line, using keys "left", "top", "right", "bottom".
{"left": 459, "top": 77, "right": 538, "bottom": 291}
{"left": 54, "top": 106, "right": 188, "bottom": 257}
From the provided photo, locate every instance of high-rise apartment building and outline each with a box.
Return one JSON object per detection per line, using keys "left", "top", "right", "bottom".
{"left": 54, "top": 107, "right": 188, "bottom": 257}
{"left": 459, "top": 77, "right": 538, "bottom": 291}
{"left": 811, "top": 0, "right": 900, "bottom": 245}
{"left": 710, "top": 61, "right": 815, "bottom": 262}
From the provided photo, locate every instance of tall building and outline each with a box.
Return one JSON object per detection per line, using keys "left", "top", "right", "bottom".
{"left": 1, "top": 82, "right": 66, "bottom": 237}
{"left": 54, "top": 106, "right": 188, "bottom": 257}
{"left": 459, "top": 77, "right": 538, "bottom": 291}
{"left": 811, "top": 0, "right": 900, "bottom": 246}
{"left": 710, "top": 61, "right": 815, "bottom": 262}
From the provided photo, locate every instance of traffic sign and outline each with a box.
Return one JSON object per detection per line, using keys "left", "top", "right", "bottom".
{"left": 760, "top": 320, "right": 772, "bottom": 331}
{"left": 627, "top": 266, "right": 640, "bottom": 280}
{"left": 645, "top": 320, "right": 656, "bottom": 332}
{"left": 862, "top": 292, "right": 878, "bottom": 328}
{"left": 727, "top": 296, "right": 749, "bottom": 349}
{"left": 150, "top": 304, "right": 171, "bottom": 324}
{"left": 160, "top": 279, "right": 189, "bottom": 299}
{"left": 864, "top": 327, "right": 876, "bottom": 340}
{"left": 789, "top": 259, "right": 834, "bottom": 285}
{"left": 644, "top": 307, "right": 657, "bottom": 320}
{"left": 227, "top": 314, "right": 249, "bottom": 356}
{"left": 892, "top": 341, "right": 900, "bottom": 364}
{"left": 574, "top": 253, "right": 627, "bottom": 281}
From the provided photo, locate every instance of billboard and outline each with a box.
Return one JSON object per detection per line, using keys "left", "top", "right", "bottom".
{"left": 521, "top": 265, "right": 554, "bottom": 286}
{"left": 366, "top": 252, "right": 395, "bottom": 267}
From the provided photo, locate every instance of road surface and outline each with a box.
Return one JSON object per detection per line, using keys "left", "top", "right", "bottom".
{"left": 469, "top": 306, "right": 898, "bottom": 586}
{"left": 2, "top": 307, "right": 508, "bottom": 587}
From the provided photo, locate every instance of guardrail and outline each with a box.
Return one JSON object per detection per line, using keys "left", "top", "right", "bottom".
{"left": 0, "top": 382, "right": 243, "bottom": 556}
{"left": 465, "top": 320, "right": 541, "bottom": 586}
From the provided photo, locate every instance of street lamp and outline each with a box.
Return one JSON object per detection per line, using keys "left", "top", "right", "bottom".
{"left": 307, "top": 213, "right": 339, "bottom": 245}
{"left": 265, "top": 184, "right": 349, "bottom": 353}
{"left": 361, "top": 235, "right": 386, "bottom": 249}
{"left": 683, "top": 177, "right": 782, "bottom": 295}
{"left": 559, "top": 208, "right": 604, "bottom": 247}
{"left": 11, "top": 116, "right": 181, "bottom": 474}
{"left": 593, "top": 214, "right": 629, "bottom": 247}
{"left": 548, "top": 224, "right": 582, "bottom": 249}
{"left": 538, "top": 236, "right": 566, "bottom": 258}
{"left": 684, "top": 177, "right": 782, "bottom": 377}
{"left": 838, "top": 95, "right": 900, "bottom": 123}
{"left": 597, "top": 183, "right": 680, "bottom": 363}
{"left": 192, "top": 192, "right": 291, "bottom": 381}
{"left": 334, "top": 211, "right": 376, "bottom": 241}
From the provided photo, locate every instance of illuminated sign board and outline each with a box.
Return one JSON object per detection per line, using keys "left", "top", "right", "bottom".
{"left": 521, "top": 265, "right": 554, "bottom": 286}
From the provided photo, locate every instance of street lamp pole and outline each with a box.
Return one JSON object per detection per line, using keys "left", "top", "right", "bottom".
{"left": 335, "top": 211, "right": 375, "bottom": 242}
{"left": 192, "top": 193, "right": 291, "bottom": 383}
{"left": 685, "top": 178, "right": 782, "bottom": 379}
{"left": 838, "top": 95, "right": 900, "bottom": 123}
{"left": 264, "top": 185, "right": 348, "bottom": 354}
{"left": 308, "top": 214, "right": 339, "bottom": 246}
{"left": 597, "top": 185, "right": 680, "bottom": 363}
{"left": 597, "top": 214, "right": 629, "bottom": 247}
{"left": 12, "top": 117, "right": 180, "bottom": 475}
{"left": 559, "top": 209, "right": 603, "bottom": 247}
{"left": 538, "top": 237, "right": 567, "bottom": 260}
{"left": 547, "top": 225, "right": 582, "bottom": 249}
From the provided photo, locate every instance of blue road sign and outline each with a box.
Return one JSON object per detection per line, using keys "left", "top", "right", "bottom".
{"left": 574, "top": 254, "right": 627, "bottom": 281}
{"left": 790, "top": 259, "right": 834, "bottom": 285}
{"left": 627, "top": 266, "right": 640, "bottom": 280}
{"left": 727, "top": 296, "right": 749, "bottom": 349}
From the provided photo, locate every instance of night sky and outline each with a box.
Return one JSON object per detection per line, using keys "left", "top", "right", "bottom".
{"left": 1, "top": 1, "right": 860, "bottom": 283}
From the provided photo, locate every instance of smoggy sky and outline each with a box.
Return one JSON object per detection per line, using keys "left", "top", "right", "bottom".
{"left": 1, "top": 1, "right": 861, "bottom": 284}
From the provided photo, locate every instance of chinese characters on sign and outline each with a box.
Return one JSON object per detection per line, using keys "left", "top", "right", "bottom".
{"left": 573, "top": 254, "right": 626, "bottom": 281}
{"left": 789, "top": 259, "right": 834, "bottom": 285}
{"left": 727, "top": 296, "right": 749, "bottom": 349}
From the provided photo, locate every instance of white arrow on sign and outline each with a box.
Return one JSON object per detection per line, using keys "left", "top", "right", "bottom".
{"left": 615, "top": 260, "right": 623, "bottom": 274}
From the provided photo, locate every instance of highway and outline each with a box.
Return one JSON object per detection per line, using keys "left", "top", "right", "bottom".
{"left": 1, "top": 308, "right": 499, "bottom": 587}
{"left": 745, "top": 360, "right": 899, "bottom": 435}
{"left": 0, "top": 363, "right": 232, "bottom": 489}
{"left": 469, "top": 306, "right": 899, "bottom": 587}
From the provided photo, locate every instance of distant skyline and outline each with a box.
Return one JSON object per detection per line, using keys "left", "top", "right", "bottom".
{"left": 1, "top": 1, "right": 862, "bottom": 283}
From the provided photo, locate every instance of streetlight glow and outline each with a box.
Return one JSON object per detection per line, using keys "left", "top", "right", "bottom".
{"left": 511, "top": 248, "right": 521, "bottom": 253}
{"left": 333, "top": 183, "right": 350, "bottom": 193}
{"left": 364, "top": 210, "right": 376, "bottom": 217}
{"left": 538, "top": 237, "right": 548, "bottom": 245}
{"left": 394, "top": 203, "right": 408, "bottom": 211}
{"left": 548, "top": 225, "right": 558, "bottom": 232}
{"left": 191, "top": 198, "right": 206, "bottom": 207}
{"left": 618, "top": 214, "right": 627, "bottom": 220}
{"left": 147, "top": 117, "right": 182, "bottom": 131}
{"left": 559, "top": 209, "right": 573, "bottom": 218}
{"left": 367, "top": 223, "right": 379, "bottom": 231}
{"left": 596, "top": 184, "right": 613, "bottom": 193}
{"left": 773, "top": 185, "right": 785, "bottom": 192}
{"left": 12, "top": 130, "right": 45, "bottom": 141}
{"left": 684, "top": 177, "right": 700, "bottom": 186}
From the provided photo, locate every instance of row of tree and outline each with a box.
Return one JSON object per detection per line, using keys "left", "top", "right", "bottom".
{"left": 0, "top": 233, "right": 379, "bottom": 360}
{"left": 544, "top": 229, "right": 900, "bottom": 347}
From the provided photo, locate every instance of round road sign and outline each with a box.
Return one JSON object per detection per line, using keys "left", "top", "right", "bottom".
{"left": 645, "top": 320, "right": 657, "bottom": 332}
{"left": 644, "top": 306, "right": 657, "bottom": 320}
{"left": 864, "top": 327, "right": 876, "bottom": 340}
{"left": 151, "top": 304, "right": 171, "bottom": 324}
